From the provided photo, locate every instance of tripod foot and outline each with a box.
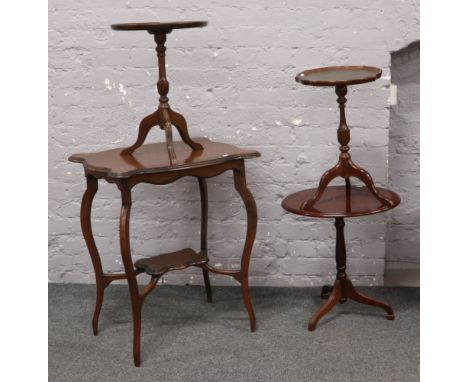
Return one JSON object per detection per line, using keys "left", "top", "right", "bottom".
{"left": 309, "top": 281, "right": 340, "bottom": 331}
{"left": 310, "top": 278, "right": 395, "bottom": 331}
{"left": 346, "top": 279, "right": 395, "bottom": 320}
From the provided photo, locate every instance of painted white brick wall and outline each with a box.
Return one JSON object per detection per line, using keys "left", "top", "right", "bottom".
{"left": 49, "top": 0, "right": 420, "bottom": 286}
{"left": 386, "top": 41, "right": 420, "bottom": 271}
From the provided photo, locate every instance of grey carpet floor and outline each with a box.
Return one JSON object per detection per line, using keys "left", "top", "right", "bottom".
{"left": 49, "top": 284, "right": 419, "bottom": 382}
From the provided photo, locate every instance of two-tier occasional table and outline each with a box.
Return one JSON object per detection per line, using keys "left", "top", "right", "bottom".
{"left": 69, "top": 22, "right": 260, "bottom": 366}
{"left": 282, "top": 66, "right": 400, "bottom": 331}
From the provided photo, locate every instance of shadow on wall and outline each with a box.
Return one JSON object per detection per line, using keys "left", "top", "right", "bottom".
{"left": 385, "top": 41, "right": 420, "bottom": 287}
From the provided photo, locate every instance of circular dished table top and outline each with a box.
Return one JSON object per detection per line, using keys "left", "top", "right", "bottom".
{"left": 281, "top": 186, "right": 400, "bottom": 218}
{"left": 295, "top": 65, "right": 382, "bottom": 87}
{"left": 111, "top": 21, "right": 208, "bottom": 34}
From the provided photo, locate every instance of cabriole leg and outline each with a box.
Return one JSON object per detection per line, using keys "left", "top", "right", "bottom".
{"left": 198, "top": 177, "right": 212, "bottom": 303}
{"left": 118, "top": 182, "right": 142, "bottom": 367}
{"left": 80, "top": 174, "right": 105, "bottom": 335}
{"left": 233, "top": 161, "right": 257, "bottom": 331}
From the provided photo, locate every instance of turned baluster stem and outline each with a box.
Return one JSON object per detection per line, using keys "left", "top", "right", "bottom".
{"left": 154, "top": 33, "right": 177, "bottom": 164}
{"left": 155, "top": 34, "right": 169, "bottom": 108}
{"left": 336, "top": 85, "right": 351, "bottom": 172}
{"left": 335, "top": 217, "right": 347, "bottom": 280}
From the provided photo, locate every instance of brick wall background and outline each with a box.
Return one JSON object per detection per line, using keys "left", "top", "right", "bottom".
{"left": 386, "top": 41, "right": 420, "bottom": 273}
{"left": 49, "top": 0, "right": 420, "bottom": 286}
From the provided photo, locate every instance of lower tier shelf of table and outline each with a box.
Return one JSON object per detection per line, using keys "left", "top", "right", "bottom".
{"left": 282, "top": 185, "right": 400, "bottom": 218}
{"left": 134, "top": 248, "right": 207, "bottom": 276}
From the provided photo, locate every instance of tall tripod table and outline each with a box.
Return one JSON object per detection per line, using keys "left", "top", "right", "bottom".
{"left": 282, "top": 66, "right": 400, "bottom": 331}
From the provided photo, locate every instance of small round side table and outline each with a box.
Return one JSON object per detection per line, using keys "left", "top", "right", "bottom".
{"left": 282, "top": 66, "right": 400, "bottom": 331}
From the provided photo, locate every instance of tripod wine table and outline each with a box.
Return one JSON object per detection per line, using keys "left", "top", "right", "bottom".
{"left": 282, "top": 66, "right": 400, "bottom": 331}
{"left": 69, "top": 22, "right": 260, "bottom": 366}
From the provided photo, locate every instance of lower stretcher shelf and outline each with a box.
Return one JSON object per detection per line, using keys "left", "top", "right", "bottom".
{"left": 134, "top": 248, "right": 208, "bottom": 276}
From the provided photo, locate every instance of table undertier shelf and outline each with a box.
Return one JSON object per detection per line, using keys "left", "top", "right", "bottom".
{"left": 282, "top": 185, "right": 400, "bottom": 218}
{"left": 134, "top": 248, "right": 208, "bottom": 276}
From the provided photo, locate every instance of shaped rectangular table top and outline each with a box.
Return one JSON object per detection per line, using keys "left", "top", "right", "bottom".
{"left": 69, "top": 138, "right": 260, "bottom": 178}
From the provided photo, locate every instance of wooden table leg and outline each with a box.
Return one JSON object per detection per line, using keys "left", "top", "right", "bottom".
{"left": 233, "top": 161, "right": 257, "bottom": 332}
{"left": 309, "top": 217, "right": 394, "bottom": 331}
{"left": 198, "top": 177, "right": 212, "bottom": 303}
{"left": 309, "top": 280, "right": 341, "bottom": 331}
{"left": 346, "top": 279, "right": 394, "bottom": 319}
{"left": 80, "top": 174, "right": 106, "bottom": 336}
{"left": 118, "top": 181, "right": 142, "bottom": 367}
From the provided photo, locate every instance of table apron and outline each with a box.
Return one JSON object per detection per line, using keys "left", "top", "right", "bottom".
{"left": 85, "top": 159, "right": 244, "bottom": 188}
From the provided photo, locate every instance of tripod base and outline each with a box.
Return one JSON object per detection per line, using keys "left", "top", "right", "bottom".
{"left": 309, "top": 278, "right": 394, "bottom": 331}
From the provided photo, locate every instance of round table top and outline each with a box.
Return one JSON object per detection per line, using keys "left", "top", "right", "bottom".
{"left": 111, "top": 21, "right": 208, "bottom": 33}
{"left": 282, "top": 186, "right": 400, "bottom": 218}
{"left": 296, "top": 66, "right": 382, "bottom": 87}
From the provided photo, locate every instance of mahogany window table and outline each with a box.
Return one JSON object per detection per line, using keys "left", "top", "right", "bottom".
{"left": 282, "top": 66, "right": 401, "bottom": 331}
{"left": 69, "top": 21, "right": 260, "bottom": 367}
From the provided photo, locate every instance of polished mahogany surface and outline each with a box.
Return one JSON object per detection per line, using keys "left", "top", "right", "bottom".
{"left": 282, "top": 185, "right": 400, "bottom": 218}
{"left": 286, "top": 64, "right": 397, "bottom": 331}
{"left": 69, "top": 138, "right": 260, "bottom": 178}
{"left": 73, "top": 19, "right": 259, "bottom": 367}
{"left": 111, "top": 21, "right": 207, "bottom": 33}
{"left": 296, "top": 66, "right": 382, "bottom": 87}
{"left": 135, "top": 248, "right": 207, "bottom": 276}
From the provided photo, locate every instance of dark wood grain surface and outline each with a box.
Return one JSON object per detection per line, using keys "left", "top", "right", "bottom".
{"left": 73, "top": 19, "right": 259, "bottom": 366}
{"left": 69, "top": 138, "right": 260, "bottom": 178}
{"left": 282, "top": 186, "right": 400, "bottom": 218}
{"left": 135, "top": 248, "right": 208, "bottom": 276}
{"left": 285, "top": 64, "right": 397, "bottom": 331}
